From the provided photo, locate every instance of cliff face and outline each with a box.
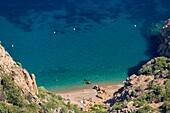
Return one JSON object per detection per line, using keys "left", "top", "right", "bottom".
{"left": 158, "top": 19, "right": 170, "bottom": 57}
{"left": 0, "top": 45, "right": 38, "bottom": 101}
{"left": 108, "top": 19, "right": 170, "bottom": 113}
{"left": 110, "top": 57, "right": 170, "bottom": 113}
{"left": 0, "top": 44, "right": 83, "bottom": 113}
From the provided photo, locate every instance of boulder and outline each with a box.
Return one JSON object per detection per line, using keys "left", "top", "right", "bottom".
{"left": 93, "top": 85, "right": 108, "bottom": 100}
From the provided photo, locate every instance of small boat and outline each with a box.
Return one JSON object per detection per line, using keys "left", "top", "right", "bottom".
{"left": 84, "top": 79, "right": 91, "bottom": 84}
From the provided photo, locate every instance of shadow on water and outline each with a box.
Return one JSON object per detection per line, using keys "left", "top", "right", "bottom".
{"left": 127, "top": 32, "right": 160, "bottom": 76}
{"left": 121, "top": 0, "right": 170, "bottom": 76}
{"left": 127, "top": 60, "right": 148, "bottom": 76}
{"left": 140, "top": 27, "right": 161, "bottom": 57}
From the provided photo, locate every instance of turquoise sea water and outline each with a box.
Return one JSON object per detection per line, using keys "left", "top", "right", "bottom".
{"left": 0, "top": 0, "right": 169, "bottom": 92}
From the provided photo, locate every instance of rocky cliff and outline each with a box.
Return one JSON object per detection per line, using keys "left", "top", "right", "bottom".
{"left": 0, "top": 44, "right": 83, "bottom": 113}
{"left": 107, "top": 19, "right": 170, "bottom": 113}
{"left": 109, "top": 57, "right": 170, "bottom": 113}
{"left": 82, "top": 19, "right": 170, "bottom": 113}
{"left": 158, "top": 19, "right": 170, "bottom": 57}
{"left": 0, "top": 44, "right": 38, "bottom": 101}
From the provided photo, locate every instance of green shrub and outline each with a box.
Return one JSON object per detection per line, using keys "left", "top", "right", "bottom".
{"left": 26, "top": 93, "right": 33, "bottom": 102}
{"left": 164, "top": 80, "right": 170, "bottom": 101}
{"left": 38, "top": 86, "right": 47, "bottom": 93}
{"left": 24, "top": 102, "right": 39, "bottom": 113}
{"left": 147, "top": 81, "right": 154, "bottom": 90}
{"left": 153, "top": 86, "right": 162, "bottom": 95}
{"left": 161, "top": 101, "right": 170, "bottom": 113}
{"left": 38, "top": 86, "right": 48, "bottom": 99}
{"left": 61, "top": 107, "right": 68, "bottom": 113}
{"left": 133, "top": 100, "right": 144, "bottom": 107}
{"left": 0, "top": 102, "right": 23, "bottom": 113}
{"left": 138, "top": 105, "right": 152, "bottom": 113}
{"left": 0, "top": 102, "right": 7, "bottom": 113}
{"left": 40, "top": 98, "right": 60, "bottom": 113}
{"left": 41, "top": 106, "right": 52, "bottom": 113}
{"left": 1, "top": 74, "right": 25, "bottom": 107}
{"left": 66, "top": 104, "right": 84, "bottom": 113}
{"left": 154, "top": 57, "right": 168, "bottom": 71}
{"left": 16, "top": 62, "right": 22, "bottom": 68}
{"left": 48, "top": 92, "right": 63, "bottom": 101}
{"left": 112, "top": 102, "right": 126, "bottom": 110}
{"left": 145, "top": 92, "right": 155, "bottom": 103}
{"left": 90, "top": 103, "right": 107, "bottom": 113}
{"left": 138, "top": 65, "right": 153, "bottom": 75}
{"left": 138, "top": 57, "right": 170, "bottom": 76}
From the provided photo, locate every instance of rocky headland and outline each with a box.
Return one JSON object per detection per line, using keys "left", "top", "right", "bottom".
{"left": 107, "top": 19, "right": 170, "bottom": 113}
{"left": 109, "top": 57, "right": 170, "bottom": 113}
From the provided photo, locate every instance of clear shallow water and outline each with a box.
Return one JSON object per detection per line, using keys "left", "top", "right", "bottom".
{"left": 0, "top": 0, "right": 169, "bottom": 92}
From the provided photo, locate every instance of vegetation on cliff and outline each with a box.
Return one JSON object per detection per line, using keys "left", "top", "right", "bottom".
{"left": 110, "top": 57, "right": 170, "bottom": 113}
{"left": 106, "top": 19, "right": 170, "bottom": 113}
{"left": 0, "top": 44, "right": 84, "bottom": 113}
{"left": 0, "top": 74, "right": 37, "bottom": 113}
{"left": 0, "top": 45, "right": 170, "bottom": 113}
{"left": 0, "top": 74, "right": 84, "bottom": 113}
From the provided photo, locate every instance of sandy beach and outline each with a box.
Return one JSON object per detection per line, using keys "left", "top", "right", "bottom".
{"left": 58, "top": 84, "right": 122, "bottom": 109}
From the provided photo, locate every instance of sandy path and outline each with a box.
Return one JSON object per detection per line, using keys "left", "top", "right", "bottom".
{"left": 58, "top": 84, "right": 122, "bottom": 107}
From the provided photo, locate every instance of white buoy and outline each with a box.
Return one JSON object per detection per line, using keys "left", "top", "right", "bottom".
{"left": 73, "top": 28, "right": 76, "bottom": 31}
{"left": 12, "top": 45, "right": 14, "bottom": 47}
{"left": 53, "top": 31, "right": 56, "bottom": 34}
{"left": 134, "top": 25, "right": 137, "bottom": 27}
